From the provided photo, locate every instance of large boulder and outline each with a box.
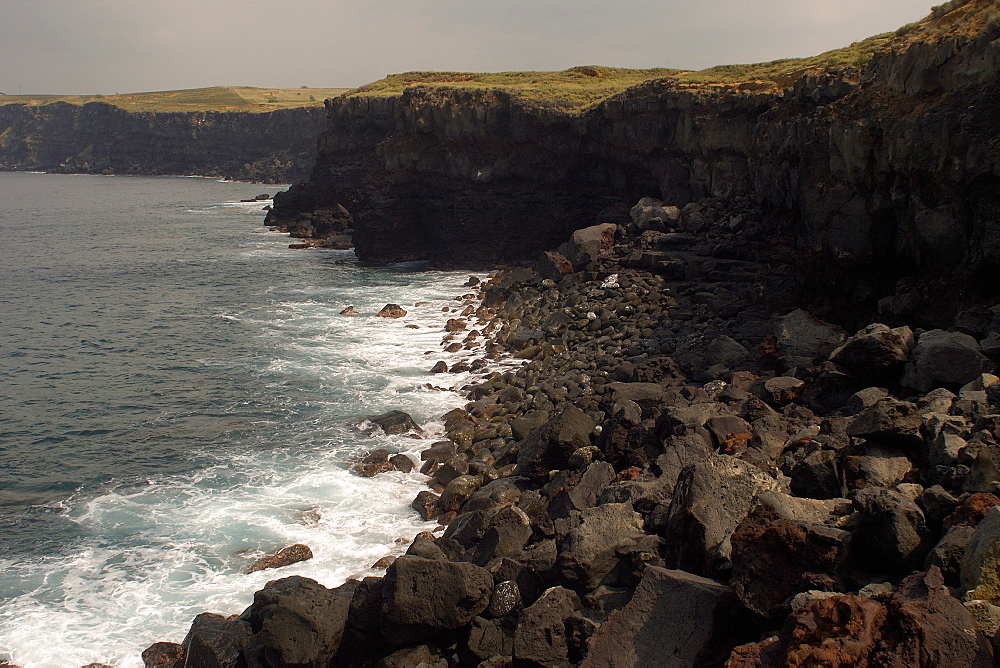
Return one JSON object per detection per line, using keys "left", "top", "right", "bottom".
{"left": 852, "top": 487, "right": 931, "bottom": 571}
{"left": 734, "top": 569, "right": 992, "bottom": 666}
{"left": 661, "top": 454, "right": 781, "bottom": 575}
{"left": 516, "top": 404, "right": 595, "bottom": 480}
{"left": 902, "top": 329, "right": 994, "bottom": 392}
{"left": 846, "top": 397, "right": 923, "bottom": 448}
{"left": 775, "top": 309, "right": 846, "bottom": 371}
{"left": 730, "top": 503, "right": 851, "bottom": 618}
{"left": 513, "top": 587, "right": 581, "bottom": 666}
{"left": 583, "top": 567, "right": 755, "bottom": 667}
{"left": 364, "top": 410, "right": 423, "bottom": 436}
{"left": 962, "top": 506, "right": 1000, "bottom": 604}
{"left": 560, "top": 223, "right": 618, "bottom": 266}
{"left": 380, "top": 556, "right": 493, "bottom": 645}
{"left": 557, "top": 502, "right": 646, "bottom": 589}
{"left": 828, "top": 324, "right": 915, "bottom": 384}
{"left": 182, "top": 613, "right": 252, "bottom": 668}
{"left": 243, "top": 576, "right": 354, "bottom": 667}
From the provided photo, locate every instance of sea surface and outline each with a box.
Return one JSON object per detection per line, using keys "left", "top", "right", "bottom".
{"left": 0, "top": 172, "right": 485, "bottom": 667}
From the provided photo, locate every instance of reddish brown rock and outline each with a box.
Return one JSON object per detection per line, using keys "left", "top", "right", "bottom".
{"left": 445, "top": 318, "right": 467, "bottom": 332}
{"left": 339, "top": 306, "right": 358, "bottom": 315}
{"left": 376, "top": 303, "right": 407, "bottom": 318}
{"left": 245, "top": 544, "right": 313, "bottom": 574}
{"left": 141, "top": 642, "right": 186, "bottom": 668}
{"left": 943, "top": 492, "right": 1000, "bottom": 531}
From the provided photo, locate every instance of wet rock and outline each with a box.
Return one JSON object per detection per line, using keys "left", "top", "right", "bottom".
{"left": 513, "top": 587, "right": 581, "bottom": 666}
{"left": 141, "top": 642, "right": 185, "bottom": 668}
{"left": 182, "top": 612, "right": 251, "bottom": 668}
{"left": 558, "top": 502, "right": 646, "bottom": 589}
{"left": 430, "top": 360, "right": 448, "bottom": 373}
{"left": 411, "top": 490, "right": 441, "bottom": 521}
{"left": 352, "top": 449, "right": 395, "bottom": 477}
{"left": 245, "top": 544, "right": 313, "bottom": 574}
{"left": 445, "top": 318, "right": 467, "bottom": 332}
{"left": 828, "top": 323, "right": 914, "bottom": 384}
{"left": 902, "top": 329, "right": 994, "bottom": 393}
{"left": 365, "top": 410, "right": 423, "bottom": 436}
{"left": 244, "top": 576, "right": 353, "bottom": 668}
{"left": 380, "top": 556, "right": 493, "bottom": 645}
{"left": 661, "top": 454, "right": 781, "bottom": 575}
{"left": 584, "top": 567, "right": 754, "bottom": 667}
{"left": 339, "top": 306, "right": 358, "bottom": 315}
{"left": 389, "top": 453, "right": 415, "bottom": 473}
{"left": 376, "top": 303, "right": 408, "bottom": 318}
{"left": 439, "top": 474, "right": 484, "bottom": 513}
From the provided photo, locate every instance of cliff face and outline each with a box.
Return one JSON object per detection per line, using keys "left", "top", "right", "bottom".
{"left": 269, "top": 19, "right": 1000, "bottom": 285}
{"left": 0, "top": 101, "right": 327, "bottom": 183}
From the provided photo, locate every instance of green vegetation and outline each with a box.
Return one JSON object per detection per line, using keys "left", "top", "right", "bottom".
{"left": 0, "top": 86, "right": 351, "bottom": 113}
{"left": 345, "top": 0, "right": 1000, "bottom": 112}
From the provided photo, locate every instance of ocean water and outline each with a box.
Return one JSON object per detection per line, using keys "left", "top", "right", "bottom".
{"left": 0, "top": 173, "right": 485, "bottom": 667}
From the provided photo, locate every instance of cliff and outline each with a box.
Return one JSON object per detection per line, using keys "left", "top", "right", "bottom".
{"left": 268, "top": 0, "right": 1000, "bottom": 297}
{"left": 0, "top": 101, "right": 327, "bottom": 183}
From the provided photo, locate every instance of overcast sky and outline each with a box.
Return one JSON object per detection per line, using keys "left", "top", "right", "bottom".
{"left": 1, "top": 0, "right": 934, "bottom": 95}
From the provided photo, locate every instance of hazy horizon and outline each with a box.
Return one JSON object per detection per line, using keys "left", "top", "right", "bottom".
{"left": 2, "top": 0, "right": 935, "bottom": 96}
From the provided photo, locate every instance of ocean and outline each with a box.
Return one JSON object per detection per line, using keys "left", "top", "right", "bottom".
{"left": 0, "top": 172, "right": 483, "bottom": 667}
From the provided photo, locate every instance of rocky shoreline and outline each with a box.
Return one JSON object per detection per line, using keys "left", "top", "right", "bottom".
{"left": 132, "top": 195, "right": 1000, "bottom": 667}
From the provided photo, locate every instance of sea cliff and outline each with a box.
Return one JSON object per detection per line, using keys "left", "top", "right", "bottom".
{"left": 268, "top": 6, "right": 1000, "bottom": 298}
{"left": 0, "top": 101, "right": 326, "bottom": 183}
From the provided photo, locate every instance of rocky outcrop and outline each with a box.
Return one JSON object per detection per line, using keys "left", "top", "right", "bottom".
{"left": 268, "top": 9, "right": 1000, "bottom": 303}
{"left": 0, "top": 101, "right": 326, "bottom": 182}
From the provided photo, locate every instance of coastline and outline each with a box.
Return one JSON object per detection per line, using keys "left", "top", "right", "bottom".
{"left": 151, "top": 195, "right": 1000, "bottom": 666}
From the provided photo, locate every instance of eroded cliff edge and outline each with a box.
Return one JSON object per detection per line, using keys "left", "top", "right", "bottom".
{"left": 268, "top": 14, "right": 1000, "bottom": 297}
{"left": 0, "top": 101, "right": 327, "bottom": 183}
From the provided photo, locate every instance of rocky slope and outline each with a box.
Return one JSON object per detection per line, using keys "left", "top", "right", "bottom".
{"left": 0, "top": 101, "right": 327, "bottom": 183}
{"left": 151, "top": 200, "right": 1000, "bottom": 667}
{"left": 268, "top": 1, "right": 1000, "bottom": 305}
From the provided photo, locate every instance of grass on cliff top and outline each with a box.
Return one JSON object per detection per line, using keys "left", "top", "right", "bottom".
{"left": 0, "top": 86, "right": 351, "bottom": 113}
{"left": 345, "top": 0, "right": 998, "bottom": 111}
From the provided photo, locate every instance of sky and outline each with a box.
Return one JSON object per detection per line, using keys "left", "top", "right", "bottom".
{"left": 0, "top": 0, "right": 936, "bottom": 95}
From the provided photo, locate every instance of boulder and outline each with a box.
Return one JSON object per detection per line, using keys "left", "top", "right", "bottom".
{"left": 376, "top": 304, "right": 407, "bottom": 318}
{"left": 775, "top": 309, "right": 846, "bottom": 370}
{"left": 560, "top": 223, "right": 617, "bottom": 266}
{"left": 471, "top": 506, "right": 533, "bottom": 565}
{"left": 439, "top": 474, "right": 484, "bottom": 513}
{"left": 380, "top": 556, "right": 493, "bottom": 645}
{"left": 902, "top": 329, "right": 994, "bottom": 392}
{"left": 790, "top": 449, "right": 844, "bottom": 499}
{"left": 245, "top": 544, "right": 313, "bottom": 574}
{"left": 846, "top": 397, "right": 923, "bottom": 448}
{"left": 182, "top": 613, "right": 252, "bottom": 668}
{"left": 828, "top": 324, "right": 915, "bottom": 384}
{"left": 730, "top": 504, "right": 851, "bottom": 617}
{"left": 558, "top": 502, "right": 646, "bottom": 589}
{"left": 411, "top": 491, "right": 440, "bottom": 521}
{"left": 926, "top": 525, "right": 976, "bottom": 587}
{"left": 763, "top": 376, "right": 805, "bottom": 407}
{"left": 516, "top": 404, "right": 595, "bottom": 480}
{"left": 852, "top": 487, "right": 931, "bottom": 571}
{"left": 963, "top": 507, "right": 1000, "bottom": 604}
{"left": 388, "top": 453, "right": 414, "bottom": 473}
{"left": 661, "top": 454, "right": 781, "bottom": 575}
{"left": 351, "top": 449, "right": 395, "bottom": 477}
{"left": 536, "top": 250, "right": 575, "bottom": 280}
{"left": 583, "top": 567, "right": 754, "bottom": 667}
{"left": 244, "top": 576, "right": 354, "bottom": 667}
{"left": 141, "top": 642, "right": 185, "bottom": 668}
{"left": 365, "top": 410, "right": 423, "bottom": 436}
{"left": 513, "top": 587, "right": 581, "bottom": 666}
{"left": 738, "top": 569, "right": 992, "bottom": 666}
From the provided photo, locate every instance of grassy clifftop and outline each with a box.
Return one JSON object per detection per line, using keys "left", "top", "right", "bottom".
{"left": 0, "top": 86, "right": 350, "bottom": 113}
{"left": 344, "top": 0, "right": 998, "bottom": 112}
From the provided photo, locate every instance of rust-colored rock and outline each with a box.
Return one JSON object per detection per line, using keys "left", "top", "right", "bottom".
{"left": 245, "top": 544, "right": 313, "bottom": 574}
{"left": 943, "top": 492, "right": 1000, "bottom": 531}
{"left": 376, "top": 303, "right": 407, "bottom": 318}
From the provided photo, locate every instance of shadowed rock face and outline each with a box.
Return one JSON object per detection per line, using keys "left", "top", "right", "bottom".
{"left": 0, "top": 101, "right": 326, "bottom": 183}
{"left": 269, "top": 20, "right": 1000, "bottom": 282}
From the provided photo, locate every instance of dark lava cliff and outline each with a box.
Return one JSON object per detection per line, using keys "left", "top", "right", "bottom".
{"left": 268, "top": 14, "right": 1000, "bottom": 296}
{"left": 0, "top": 101, "right": 326, "bottom": 183}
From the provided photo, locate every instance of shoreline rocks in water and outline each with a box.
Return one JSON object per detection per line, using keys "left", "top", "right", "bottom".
{"left": 154, "top": 195, "right": 1000, "bottom": 666}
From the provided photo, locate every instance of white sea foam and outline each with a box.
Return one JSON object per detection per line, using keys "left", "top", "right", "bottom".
{"left": 0, "top": 187, "right": 492, "bottom": 666}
